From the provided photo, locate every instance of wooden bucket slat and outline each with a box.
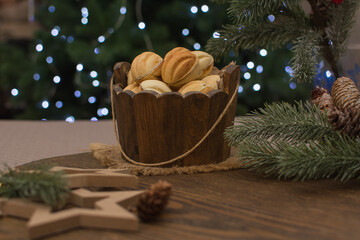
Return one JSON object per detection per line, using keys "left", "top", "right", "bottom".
{"left": 112, "top": 62, "right": 130, "bottom": 88}
{"left": 182, "top": 92, "right": 210, "bottom": 166}
{"left": 133, "top": 91, "right": 160, "bottom": 164}
{"left": 157, "top": 92, "right": 185, "bottom": 164}
{"left": 116, "top": 90, "right": 139, "bottom": 162}
{"left": 222, "top": 64, "right": 240, "bottom": 160}
{"left": 208, "top": 90, "right": 228, "bottom": 164}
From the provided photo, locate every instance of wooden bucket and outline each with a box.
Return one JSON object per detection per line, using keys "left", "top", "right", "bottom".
{"left": 111, "top": 62, "right": 240, "bottom": 167}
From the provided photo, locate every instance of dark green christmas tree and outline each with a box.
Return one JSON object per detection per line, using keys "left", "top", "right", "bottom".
{"left": 0, "top": 0, "right": 310, "bottom": 120}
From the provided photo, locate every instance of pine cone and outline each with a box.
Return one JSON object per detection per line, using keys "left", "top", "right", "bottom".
{"left": 311, "top": 87, "right": 334, "bottom": 111}
{"left": 331, "top": 77, "right": 360, "bottom": 113}
{"left": 330, "top": 77, "right": 360, "bottom": 137}
{"left": 328, "top": 107, "right": 360, "bottom": 137}
{"left": 136, "top": 180, "right": 172, "bottom": 222}
{"left": 312, "top": 79, "right": 360, "bottom": 137}
{"left": 311, "top": 86, "right": 328, "bottom": 101}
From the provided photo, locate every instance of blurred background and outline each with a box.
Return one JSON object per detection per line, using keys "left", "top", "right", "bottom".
{"left": 0, "top": 0, "right": 315, "bottom": 121}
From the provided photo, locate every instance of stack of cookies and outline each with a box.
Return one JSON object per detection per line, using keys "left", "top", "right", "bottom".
{"left": 123, "top": 47, "right": 222, "bottom": 95}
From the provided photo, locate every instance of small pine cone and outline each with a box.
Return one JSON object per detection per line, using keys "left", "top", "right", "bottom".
{"left": 311, "top": 87, "right": 334, "bottom": 111}
{"left": 331, "top": 77, "right": 360, "bottom": 113}
{"left": 311, "top": 86, "right": 328, "bottom": 102}
{"left": 136, "top": 180, "right": 172, "bottom": 222}
{"left": 329, "top": 77, "right": 360, "bottom": 137}
{"left": 328, "top": 107, "right": 360, "bottom": 137}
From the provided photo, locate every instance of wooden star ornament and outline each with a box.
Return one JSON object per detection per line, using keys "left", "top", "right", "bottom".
{"left": 0, "top": 167, "right": 144, "bottom": 239}
{"left": 50, "top": 166, "right": 137, "bottom": 189}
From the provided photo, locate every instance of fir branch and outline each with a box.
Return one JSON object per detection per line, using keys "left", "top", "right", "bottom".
{"left": 207, "top": 0, "right": 358, "bottom": 83}
{"left": 205, "top": 25, "right": 240, "bottom": 62}
{"left": 227, "top": 0, "right": 285, "bottom": 24}
{"left": 226, "top": 0, "right": 309, "bottom": 26}
{"left": 290, "top": 31, "right": 322, "bottom": 83}
{"left": 206, "top": 21, "right": 307, "bottom": 61}
{"left": 210, "top": 0, "right": 231, "bottom": 4}
{"left": 327, "top": 0, "right": 360, "bottom": 61}
{"left": 0, "top": 167, "right": 69, "bottom": 208}
{"left": 206, "top": 0, "right": 311, "bottom": 62}
{"left": 225, "top": 101, "right": 336, "bottom": 146}
{"left": 236, "top": 134, "right": 360, "bottom": 181}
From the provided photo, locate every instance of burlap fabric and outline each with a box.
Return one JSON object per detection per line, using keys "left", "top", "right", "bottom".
{"left": 90, "top": 143, "right": 243, "bottom": 176}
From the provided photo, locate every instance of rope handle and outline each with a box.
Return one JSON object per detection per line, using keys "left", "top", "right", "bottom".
{"left": 110, "top": 76, "right": 239, "bottom": 167}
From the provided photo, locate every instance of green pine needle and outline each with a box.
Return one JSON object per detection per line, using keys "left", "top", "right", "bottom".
{"left": 225, "top": 101, "right": 360, "bottom": 181}
{"left": 206, "top": 0, "right": 359, "bottom": 83}
{"left": 327, "top": 0, "right": 360, "bottom": 61}
{"left": 0, "top": 166, "right": 69, "bottom": 208}
{"left": 237, "top": 135, "right": 360, "bottom": 181}
{"left": 290, "top": 32, "right": 321, "bottom": 83}
{"left": 225, "top": 101, "right": 336, "bottom": 146}
{"left": 227, "top": 0, "right": 285, "bottom": 24}
{"left": 206, "top": 21, "right": 307, "bottom": 61}
{"left": 206, "top": 0, "right": 313, "bottom": 74}
{"left": 224, "top": 0, "right": 309, "bottom": 25}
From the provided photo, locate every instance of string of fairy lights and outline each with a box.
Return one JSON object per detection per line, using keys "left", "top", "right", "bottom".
{"left": 9, "top": 1, "right": 324, "bottom": 122}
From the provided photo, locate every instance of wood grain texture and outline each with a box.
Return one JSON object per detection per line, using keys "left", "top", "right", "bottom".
{"left": 208, "top": 90, "right": 228, "bottom": 164}
{"left": 222, "top": 64, "right": 240, "bottom": 160}
{"left": 133, "top": 90, "right": 164, "bottom": 164}
{"left": 116, "top": 90, "right": 139, "bottom": 162}
{"left": 6, "top": 154, "right": 360, "bottom": 240}
{"left": 156, "top": 92, "right": 185, "bottom": 164}
{"left": 112, "top": 62, "right": 139, "bottom": 162}
{"left": 183, "top": 92, "right": 210, "bottom": 166}
{"left": 113, "top": 62, "right": 130, "bottom": 88}
{"left": 1, "top": 189, "right": 143, "bottom": 239}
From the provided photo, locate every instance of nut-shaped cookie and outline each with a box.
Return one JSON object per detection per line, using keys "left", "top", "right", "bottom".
{"left": 201, "top": 75, "right": 220, "bottom": 90}
{"left": 192, "top": 51, "right": 214, "bottom": 79}
{"left": 164, "top": 47, "right": 190, "bottom": 56}
{"left": 140, "top": 80, "right": 172, "bottom": 94}
{"left": 123, "top": 82, "right": 143, "bottom": 94}
{"left": 178, "top": 80, "right": 212, "bottom": 95}
{"left": 127, "top": 52, "right": 163, "bottom": 85}
{"left": 161, "top": 49, "right": 202, "bottom": 88}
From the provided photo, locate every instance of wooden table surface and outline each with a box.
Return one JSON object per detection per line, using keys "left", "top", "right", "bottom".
{"left": 1, "top": 153, "right": 360, "bottom": 240}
